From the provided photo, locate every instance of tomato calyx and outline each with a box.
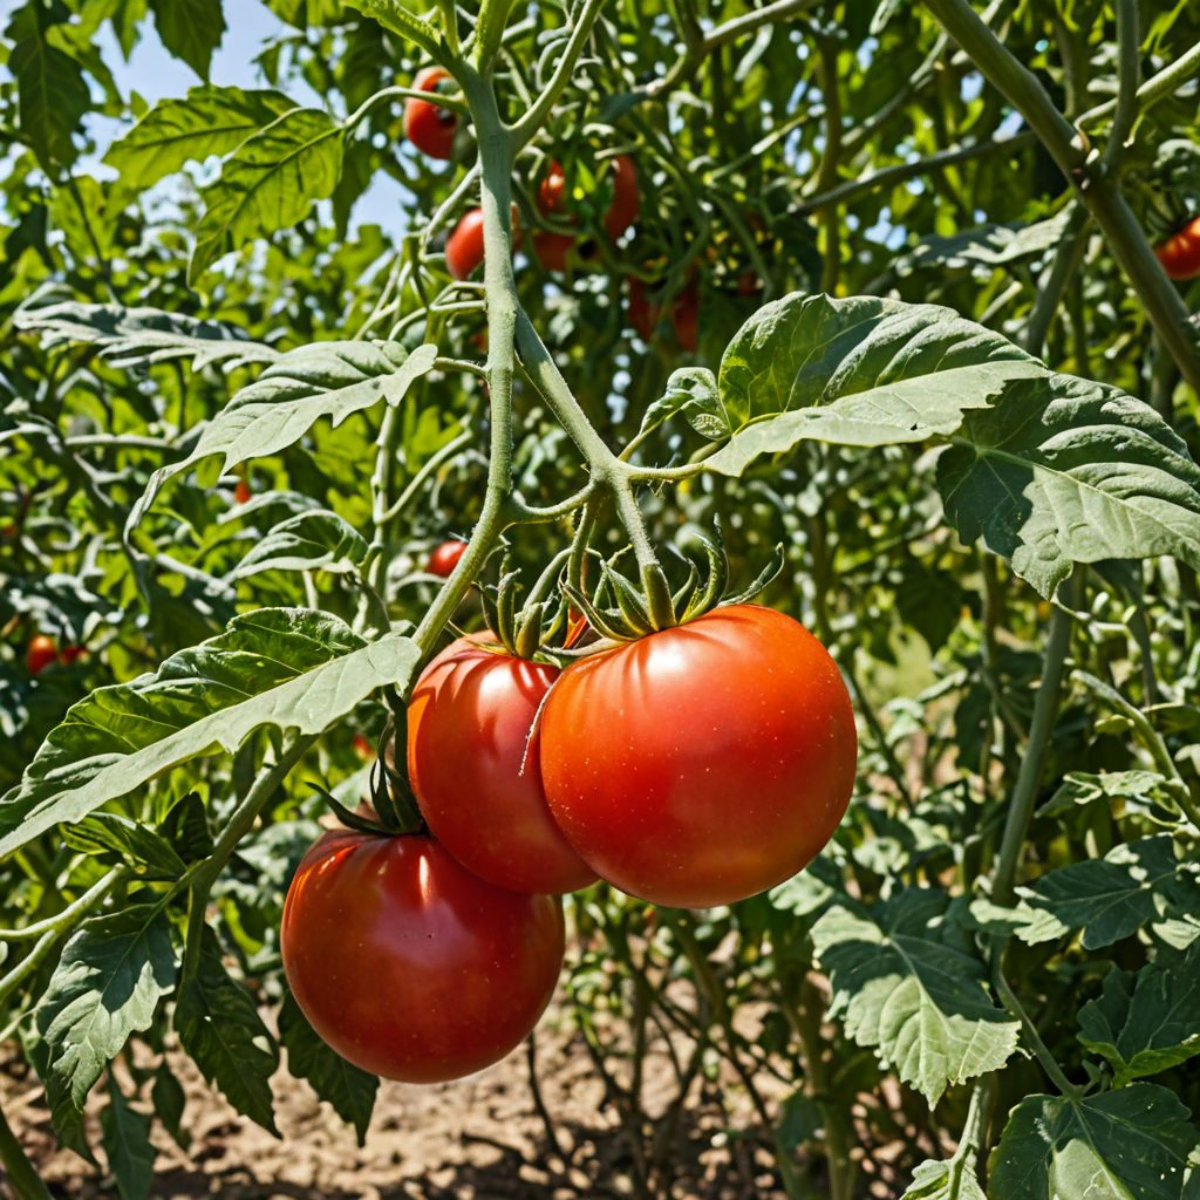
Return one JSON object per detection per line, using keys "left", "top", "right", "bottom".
{"left": 477, "top": 551, "right": 570, "bottom": 661}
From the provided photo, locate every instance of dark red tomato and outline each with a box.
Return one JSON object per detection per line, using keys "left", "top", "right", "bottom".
{"left": 26, "top": 635, "right": 57, "bottom": 676}
{"left": 533, "top": 231, "right": 575, "bottom": 272}
{"left": 673, "top": 276, "right": 700, "bottom": 352}
{"left": 540, "top": 605, "right": 857, "bottom": 908}
{"left": 427, "top": 539, "right": 467, "bottom": 577}
{"left": 234, "top": 478, "right": 251, "bottom": 505}
{"left": 408, "top": 638, "right": 597, "bottom": 894}
{"left": 446, "top": 209, "right": 485, "bottom": 280}
{"left": 627, "top": 277, "right": 658, "bottom": 341}
{"left": 603, "top": 154, "right": 639, "bottom": 241}
{"left": 1155, "top": 216, "right": 1200, "bottom": 281}
{"left": 282, "top": 830, "right": 564, "bottom": 1082}
{"left": 404, "top": 66, "right": 459, "bottom": 160}
{"left": 59, "top": 644, "right": 84, "bottom": 666}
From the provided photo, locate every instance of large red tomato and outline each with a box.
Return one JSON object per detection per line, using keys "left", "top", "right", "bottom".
{"left": 408, "top": 638, "right": 597, "bottom": 894}
{"left": 1155, "top": 216, "right": 1200, "bottom": 281}
{"left": 446, "top": 209, "right": 485, "bottom": 280}
{"left": 404, "top": 66, "right": 459, "bottom": 160}
{"left": 539, "top": 605, "right": 857, "bottom": 908}
{"left": 282, "top": 830, "right": 564, "bottom": 1082}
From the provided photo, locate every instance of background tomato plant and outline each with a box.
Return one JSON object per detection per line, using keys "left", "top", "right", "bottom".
{"left": 2, "top": 0, "right": 1200, "bottom": 1197}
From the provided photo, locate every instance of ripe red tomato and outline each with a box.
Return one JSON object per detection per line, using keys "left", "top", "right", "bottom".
{"left": 234, "top": 478, "right": 251, "bottom": 505}
{"left": 408, "top": 638, "right": 597, "bottom": 894}
{"left": 1155, "top": 216, "right": 1200, "bottom": 281}
{"left": 59, "top": 644, "right": 85, "bottom": 666}
{"left": 446, "top": 209, "right": 485, "bottom": 280}
{"left": 627, "top": 275, "right": 700, "bottom": 351}
{"left": 533, "top": 156, "right": 637, "bottom": 270}
{"left": 282, "top": 830, "right": 564, "bottom": 1081}
{"left": 532, "top": 231, "right": 575, "bottom": 272}
{"left": 539, "top": 605, "right": 857, "bottom": 908}
{"left": 404, "top": 66, "right": 459, "bottom": 160}
{"left": 26, "top": 635, "right": 58, "bottom": 676}
{"left": 427, "top": 539, "right": 467, "bottom": 577}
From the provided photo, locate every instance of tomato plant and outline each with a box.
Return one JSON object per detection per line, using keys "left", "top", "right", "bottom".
{"left": 1, "top": 0, "right": 1200, "bottom": 1198}
{"left": 1155, "top": 216, "right": 1200, "bottom": 280}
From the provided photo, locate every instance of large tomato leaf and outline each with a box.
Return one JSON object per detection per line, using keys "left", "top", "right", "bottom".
{"left": 988, "top": 1084, "right": 1200, "bottom": 1200}
{"left": 148, "top": 0, "right": 226, "bottom": 80}
{"left": 0, "top": 609, "right": 421, "bottom": 858}
{"left": 189, "top": 107, "right": 345, "bottom": 283}
{"left": 900, "top": 1153, "right": 985, "bottom": 1200}
{"left": 101, "top": 1076, "right": 156, "bottom": 1200}
{"left": 104, "top": 85, "right": 296, "bottom": 192}
{"left": 228, "top": 511, "right": 370, "bottom": 580}
{"left": 937, "top": 373, "right": 1200, "bottom": 596}
{"left": 811, "top": 889, "right": 1019, "bottom": 1105}
{"left": 128, "top": 340, "right": 436, "bottom": 531}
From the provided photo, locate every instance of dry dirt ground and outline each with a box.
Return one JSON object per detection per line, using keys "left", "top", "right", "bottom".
{"left": 1, "top": 1008, "right": 795, "bottom": 1200}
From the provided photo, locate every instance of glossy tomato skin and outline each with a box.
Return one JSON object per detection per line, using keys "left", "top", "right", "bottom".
{"left": 404, "top": 66, "right": 458, "bottom": 160}
{"left": 603, "top": 155, "right": 639, "bottom": 241}
{"left": 1155, "top": 217, "right": 1200, "bottom": 281}
{"left": 282, "top": 831, "right": 564, "bottom": 1082}
{"left": 427, "top": 539, "right": 467, "bottom": 577}
{"left": 446, "top": 209, "right": 485, "bottom": 280}
{"left": 26, "top": 635, "right": 57, "bottom": 676}
{"left": 540, "top": 605, "right": 857, "bottom": 908}
{"left": 408, "top": 638, "right": 597, "bottom": 894}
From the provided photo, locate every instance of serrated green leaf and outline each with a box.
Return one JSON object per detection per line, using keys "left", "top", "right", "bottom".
{"left": 101, "top": 1076, "right": 155, "bottom": 1200}
{"left": 0, "top": 610, "right": 421, "bottom": 858}
{"left": 989, "top": 1084, "right": 1199, "bottom": 1200}
{"left": 811, "top": 890, "right": 1019, "bottom": 1104}
{"left": 1040, "top": 770, "right": 1182, "bottom": 823}
{"left": 344, "top": 0, "right": 441, "bottom": 54}
{"left": 900, "top": 211, "right": 1072, "bottom": 273}
{"left": 278, "top": 991, "right": 377, "bottom": 1145}
{"left": 152, "top": 1061, "right": 188, "bottom": 1149}
{"left": 62, "top": 813, "right": 186, "bottom": 880}
{"left": 176, "top": 930, "right": 278, "bottom": 1134}
{"left": 148, "top": 0, "right": 226, "bottom": 80}
{"left": 229, "top": 511, "right": 370, "bottom": 580}
{"left": 639, "top": 367, "right": 730, "bottom": 441}
{"left": 190, "top": 107, "right": 344, "bottom": 282}
{"left": 129, "top": 341, "right": 435, "bottom": 529}
{"left": 901, "top": 1153, "right": 985, "bottom": 1200}
{"left": 160, "top": 793, "right": 214, "bottom": 863}
{"left": 35, "top": 904, "right": 177, "bottom": 1115}
{"left": 104, "top": 85, "right": 295, "bottom": 190}
{"left": 938, "top": 373, "right": 1200, "bottom": 597}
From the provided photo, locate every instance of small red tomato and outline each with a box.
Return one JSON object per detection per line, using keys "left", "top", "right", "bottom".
{"left": 427, "top": 540, "right": 467, "bottom": 577}
{"left": 26, "top": 635, "right": 58, "bottom": 676}
{"left": 1155, "top": 216, "right": 1200, "bottom": 281}
{"left": 352, "top": 732, "right": 373, "bottom": 759}
{"left": 282, "top": 830, "right": 565, "bottom": 1082}
{"left": 627, "top": 278, "right": 658, "bottom": 341}
{"left": 234, "top": 479, "right": 251, "bottom": 505}
{"left": 533, "top": 231, "right": 576, "bottom": 272}
{"left": 59, "top": 644, "right": 85, "bottom": 666}
{"left": 603, "top": 154, "right": 639, "bottom": 241}
{"left": 446, "top": 209, "right": 486, "bottom": 280}
{"left": 540, "top": 605, "right": 857, "bottom": 908}
{"left": 408, "top": 637, "right": 597, "bottom": 894}
{"left": 404, "top": 66, "right": 459, "bottom": 161}
{"left": 537, "top": 161, "right": 568, "bottom": 215}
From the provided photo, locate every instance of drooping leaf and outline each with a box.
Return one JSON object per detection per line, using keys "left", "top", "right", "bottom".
{"left": 151, "top": 1062, "right": 188, "bottom": 1149}
{"left": 62, "top": 813, "right": 187, "bottom": 880}
{"left": 639, "top": 367, "right": 731, "bottom": 441}
{"left": 1040, "top": 770, "right": 1183, "bottom": 824}
{"left": 899, "top": 211, "right": 1072, "bottom": 273}
{"left": 0, "top": 610, "right": 422, "bottom": 858}
{"left": 101, "top": 1076, "right": 155, "bottom": 1200}
{"left": 278, "top": 991, "right": 377, "bottom": 1145}
{"left": 229, "top": 511, "right": 370, "bottom": 580}
{"left": 190, "top": 107, "right": 344, "bottom": 282}
{"left": 35, "top": 904, "right": 177, "bottom": 1116}
{"left": 811, "top": 889, "right": 1019, "bottom": 1104}
{"left": 175, "top": 930, "right": 279, "bottom": 1134}
{"left": 938, "top": 373, "right": 1200, "bottom": 596}
{"left": 148, "top": 0, "right": 227, "bottom": 80}
{"left": 901, "top": 1153, "right": 985, "bottom": 1200}
{"left": 989, "top": 1084, "right": 1200, "bottom": 1200}
{"left": 104, "top": 85, "right": 295, "bottom": 191}
{"left": 128, "top": 341, "right": 436, "bottom": 529}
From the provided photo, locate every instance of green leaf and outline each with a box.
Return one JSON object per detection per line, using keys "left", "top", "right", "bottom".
{"left": 190, "top": 107, "right": 345, "bottom": 283}
{"left": 811, "top": 890, "right": 1019, "bottom": 1104}
{"left": 176, "top": 930, "right": 279, "bottom": 1134}
{"left": 35, "top": 904, "right": 177, "bottom": 1115}
{"left": 1015, "top": 836, "right": 1200, "bottom": 950}
{"left": 151, "top": 1061, "right": 188, "bottom": 1149}
{"left": 1040, "top": 770, "right": 1182, "bottom": 823}
{"left": 900, "top": 211, "right": 1072, "bottom": 273}
{"left": 62, "top": 813, "right": 187, "bottom": 880}
{"left": 989, "top": 1084, "right": 1200, "bottom": 1200}
{"left": 1078, "top": 950, "right": 1200, "bottom": 1085}
{"left": 278, "top": 991, "right": 377, "bottom": 1145}
{"left": 104, "top": 85, "right": 295, "bottom": 191}
{"left": 229, "top": 511, "right": 370, "bottom": 580}
{"left": 160, "top": 793, "right": 214, "bottom": 863}
{"left": 901, "top": 1154, "right": 985, "bottom": 1200}
{"left": 6, "top": 4, "right": 91, "bottom": 172}
{"left": 937, "top": 373, "right": 1200, "bottom": 596}
{"left": 148, "top": 0, "right": 226, "bottom": 79}
{"left": 129, "top": 341, "right": 436, "bottom": 528}
{"left": 0, "top": 610, "right": 422, "bottom": 858}
{"left": 639, "top": 367, "right": 731, "bottom": 441}
{"left": 344, "top": 0, "right": 441, "bottom": 54}
{"left": 14, "top": 298, "right": 280, "bottom": 371}
{"left": 706, "top": 294, "right": 1043, "bottom": 476}
{"left": 101, "top": 1076, "right": 155, "bottom": 1200}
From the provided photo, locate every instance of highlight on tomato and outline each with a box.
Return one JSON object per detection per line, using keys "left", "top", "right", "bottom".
{"left": 282, "top": 829, "right": 565, "bottom": 1082}
{"left": 25, "top": 634, "right": 58, "bottom": 676}
{"left": 427, "top": 539, "right": 468, "bottom": 577}
{"left": 1154, "top": 216, "right": 1200, "bottom": 281}
{"left": 407, "top": 637, "right": 597, "bottom": 894}
{"left": 539, "top": 604, "right": 857, "bottom": 908}
{"left": 404, "top": 66, "right": 459, "bottom": 160}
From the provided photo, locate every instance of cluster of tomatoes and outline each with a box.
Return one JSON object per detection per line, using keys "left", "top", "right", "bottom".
{"left": 24, "top": 634, "right": 84, "bottom": 675}
{"left": 404, "top": 68, "right": 700, "bottom": 351}
{"left": 283, "top": 581, "right": 858, "bottom": 1083}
